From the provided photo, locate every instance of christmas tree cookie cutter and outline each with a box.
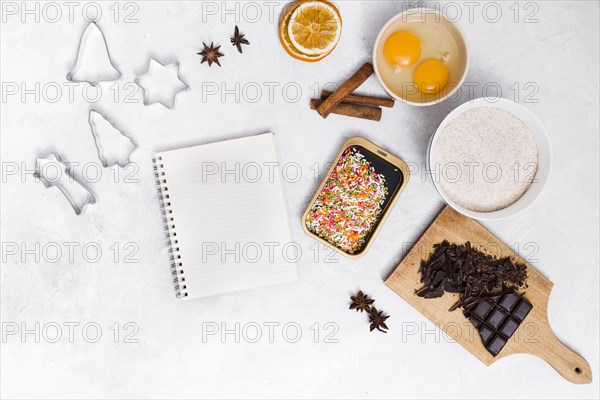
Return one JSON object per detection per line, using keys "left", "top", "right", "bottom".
{"left": 88, "top": 109, "right": 136, "bottom": 168}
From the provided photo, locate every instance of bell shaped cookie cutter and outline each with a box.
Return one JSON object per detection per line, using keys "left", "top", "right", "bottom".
{"left": 67, "top": 21, "right": 121, "bottom": 84}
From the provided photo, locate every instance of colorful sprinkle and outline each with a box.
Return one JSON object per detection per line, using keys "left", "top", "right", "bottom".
{"left": 306, "top": 147, "right": 388, "bottom": 254}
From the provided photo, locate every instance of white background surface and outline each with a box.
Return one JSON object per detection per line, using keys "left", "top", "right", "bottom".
{"left": 1, "top": 1, "right": 599, "bottom": 398}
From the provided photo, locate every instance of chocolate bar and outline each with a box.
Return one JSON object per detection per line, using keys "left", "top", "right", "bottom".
{"left": 467, "top": 292, "right": 533, "bottom": 357}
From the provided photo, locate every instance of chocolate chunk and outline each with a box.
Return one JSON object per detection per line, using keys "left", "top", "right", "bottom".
{"left": 468, "top": 292, "right": 533, "bottom": 357}
{"left": 415, "top": 285, "right": 444, "bottom": 299}
{"left": 433, "top": 270, "right": 445, "bottom": 286}
{"left": 415, "top": 241, "right": 528, "bottom": 313}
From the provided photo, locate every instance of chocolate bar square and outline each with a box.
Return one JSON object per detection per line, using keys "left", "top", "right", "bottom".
{"left": 488, "top": 335, "right": 508, "bottom": 356}
{"left": 480, "top": 326, "right": 494, "bottom": 343}
{"left": 488, "top": 309, "right": 507, "bottom": 329}
{"left": 468, "top": 292, "right": 533, "bottom": 357}
{"left": 513, "top": 300, "right": 533, "bottom": 321}
{"left": 469, "top": 317, "right": 482, "bottom": 329}
{"left": 500, "top": 318, "right": 519, "bottom": 338}
{"left": 473, "top": 299, "right": 493, "bottom": 319}
{"left": 499, "top": 293, "right": 520, "bottom": 311}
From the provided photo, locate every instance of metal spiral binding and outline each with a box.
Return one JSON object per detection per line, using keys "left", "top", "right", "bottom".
{"left": 153, "top": 156, "right": 188, "bottom": 298}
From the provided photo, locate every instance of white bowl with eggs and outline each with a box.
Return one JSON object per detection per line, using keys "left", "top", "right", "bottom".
{"left": 373, "top": 8, "right": 469, "bottom": 106}
{"left": 428, "top": 97, "right": 552, "bottom": 221}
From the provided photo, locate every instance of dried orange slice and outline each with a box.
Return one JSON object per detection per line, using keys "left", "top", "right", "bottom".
{"left": 288, "top": 1, "right": 341, "bottom": 55}
{"left": 279, "top": 0, "right": 341, "bottom": 62}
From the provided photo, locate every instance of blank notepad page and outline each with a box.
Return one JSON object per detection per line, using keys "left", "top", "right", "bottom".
{"left": 154, "top": 133, "right": 298, "bottom": 299}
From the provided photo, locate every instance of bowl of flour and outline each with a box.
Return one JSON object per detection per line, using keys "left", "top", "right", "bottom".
{"left": 429, "top": 97, "right": 551, "bottom": 220}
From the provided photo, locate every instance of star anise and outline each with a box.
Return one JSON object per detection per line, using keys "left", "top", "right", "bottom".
{"left": 230, "top": 25, "right": 250, "bottom": 53}
{"left": 369, "top": 307, "right": 390, "bottom": 333}
{"left": 197, "top": 42, "right": 224, "bottom": 67}
{"left": 349, "top": 290, "right": 375, "bottom": 313}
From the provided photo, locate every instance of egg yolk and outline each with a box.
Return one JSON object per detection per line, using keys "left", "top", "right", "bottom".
{"left": 383, "top": 31, "right": 421, "bottom": 67}
{"left": 414, "top": 59, "right": 449, "bottom": 94}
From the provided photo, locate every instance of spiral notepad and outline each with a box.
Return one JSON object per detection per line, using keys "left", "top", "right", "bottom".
{"left": 153, "top": 133, "right": 298, "bottom": 300}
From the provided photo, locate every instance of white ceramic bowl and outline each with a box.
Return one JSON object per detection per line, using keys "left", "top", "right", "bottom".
{"left": 428, "top": 97, "right": 552, "bottom": 220}
{"left": 373, "top": 8, "right": 469, "bottom": 106}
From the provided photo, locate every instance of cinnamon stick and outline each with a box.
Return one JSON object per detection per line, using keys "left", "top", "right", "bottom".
{"left": 316, "top": 62, "right": 374, "bottom": 118}
{"left": 310, "top": 99, "right": 381, "bottom": 122}
{"left": 321, "top": 90, "right": 395, "bottom": 108}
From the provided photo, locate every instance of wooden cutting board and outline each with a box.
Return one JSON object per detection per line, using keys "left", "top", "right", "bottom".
{"left": 385, "top": 206, "right": 592, "bottom": 384}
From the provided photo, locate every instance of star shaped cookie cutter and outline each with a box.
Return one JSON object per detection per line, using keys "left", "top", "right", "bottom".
{"left": 134, "top": 58, "right": 190, "bottom": 109}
